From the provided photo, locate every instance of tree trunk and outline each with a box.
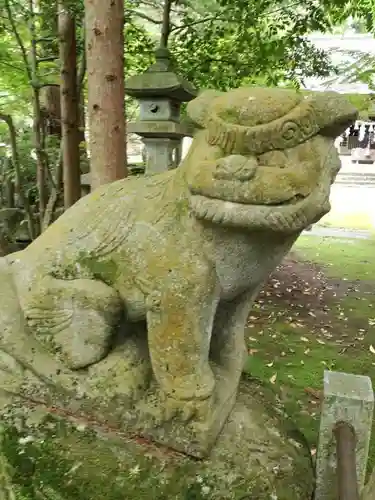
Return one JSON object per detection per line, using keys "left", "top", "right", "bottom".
{"left": 77, "top": 42, "right": 90, "bottom": 174}
{"left": 84, "top": 0, "right": 127, "bottom": 190}
{"left": 42, "top": 27, "right": 87, "bottom": 230}
{"left": 58, "top": 2, "right": 81, "bottom": 209}
{"left": 5, "top": 178, "right": 15, "bottom": 209}
{"left": 4, "top": 158, "right": 15, "bottom": 208}
{"left": 0, "top": 114, "right": 36, "bottom": 240}
{"left": 29, "top": 0, "right": 48, "bottom": 226}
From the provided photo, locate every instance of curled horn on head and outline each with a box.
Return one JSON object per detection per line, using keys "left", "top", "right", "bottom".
{"left": 186, "top": 89, "right": 223, "bottom": 128}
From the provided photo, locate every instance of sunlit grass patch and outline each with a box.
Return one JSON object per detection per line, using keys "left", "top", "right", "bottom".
{"left": 245, "top": 235, "right": 375, "bottom": 473}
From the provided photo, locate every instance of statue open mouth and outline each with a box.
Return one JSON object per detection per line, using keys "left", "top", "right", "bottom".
{"left": 186, "top": 133, "right": 341, "bottom": 233}
{"left": 189, "top": 173, "right": 332, "bottom": 233}
{"left": 182, "top": 85, "right": 358, "bottom": 234}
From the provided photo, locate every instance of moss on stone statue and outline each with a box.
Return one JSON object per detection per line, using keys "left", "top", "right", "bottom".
{"left": 77, "top": 252, "right": 119, "bottom": 285}
{"left": 0, "top": 379, "right": 314, "bottom": 500}
{"left": 49, "top": 251, "right": 119, "bottom": 285}
{"left": 0, "top": 415, "right": 218, "bottom": 500}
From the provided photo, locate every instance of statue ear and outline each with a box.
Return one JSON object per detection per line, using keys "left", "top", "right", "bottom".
{"left": 186, "top": 89, "right": 223, "bottom": 128}
{"left": 307, "top": 91, "right": 358, "bottom": 136}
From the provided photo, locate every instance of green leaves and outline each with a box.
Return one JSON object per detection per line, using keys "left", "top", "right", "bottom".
{"left": 166, "top": 0, "right": 338, "bottom": 90}
{"left": 125, "top": 21, "right": 155, "bottom": 76}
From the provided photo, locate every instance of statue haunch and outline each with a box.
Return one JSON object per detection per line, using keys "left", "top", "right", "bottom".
{"left": 3, "top": 87, "right": 357, "bottom": 432}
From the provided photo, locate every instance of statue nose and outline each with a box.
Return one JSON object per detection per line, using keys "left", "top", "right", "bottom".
{"left": 213, "top": 155, "right": 258, "bottom": 181}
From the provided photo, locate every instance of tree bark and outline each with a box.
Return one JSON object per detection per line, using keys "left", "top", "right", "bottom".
{"left": 58, "top": 2, "right": 81, "bottom": 209}
{"left": 29, "top": 0, "right": 48, "bottom": 226}
{"left": 0, "top": 114, "right": 36, "bottom": 240}
{"left": 42, "top": 32, "right": 87, "bottom": 231}
{"left": 4, "top": 158, "right": 15, "bottom": 209}
{"left": 84, "top": 0, "right": 127, "bottom": 190}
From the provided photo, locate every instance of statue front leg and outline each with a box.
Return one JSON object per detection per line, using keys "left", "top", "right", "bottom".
{"left": 146, "top": 264, "right": 220, "bottom": 405}
{"left": 22, "top": 275, "right": 124, "bottom": 370}
{"left": 210, "top": 289, "right": 261, "bottom": 392}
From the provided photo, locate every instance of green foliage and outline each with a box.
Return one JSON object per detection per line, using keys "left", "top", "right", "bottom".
{"left": 0, "top": 0, "right": 373, "bottom": 210}
{"left": 0, "top": 123, "right": 40, "bottom": 204}
{"left": 168, "top": 0, "right": 339, "bottom": 90}
{"left": 321, "top": 0, "right": 375, "bottom": 89}
{"left": 125, "top": 16, "right": 155, "bottom": 76}
{"left": 323, "top": 0, "right": 375, "bottom": 34}
{"left": 343, "top": 93, "right": 375, "bottom": 119}
{"left": 0, "top": 1, "right": 32, "bottom": 116}
{"left": 0, "top": 0, "right": 85, "bottom": 213}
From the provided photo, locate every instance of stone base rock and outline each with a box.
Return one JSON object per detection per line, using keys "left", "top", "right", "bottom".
{"left": 0, "top": 378, "right": 314, "bottom": 500}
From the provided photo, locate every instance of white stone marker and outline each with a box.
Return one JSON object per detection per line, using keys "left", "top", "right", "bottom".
{"left": 315, "top": 370, "right": 374, "bottom": 500}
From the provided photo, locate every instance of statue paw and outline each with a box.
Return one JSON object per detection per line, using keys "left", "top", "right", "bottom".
{"left": 179, "top": 396, "right": 214, "bottom": 423}
{"left": 153, "top": 388, "right": 214, "bottom": 425}
{"left": 164, "top": 370, "right": 215, "bottom": 402}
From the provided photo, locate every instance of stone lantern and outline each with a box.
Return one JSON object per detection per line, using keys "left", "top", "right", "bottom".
{"left": 125, "top": 47, "right": 197, "bottom": 175}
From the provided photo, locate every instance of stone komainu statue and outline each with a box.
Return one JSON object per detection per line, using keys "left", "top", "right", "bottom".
{"left": 0, "top": 87, "right": 357, "bottom": 457}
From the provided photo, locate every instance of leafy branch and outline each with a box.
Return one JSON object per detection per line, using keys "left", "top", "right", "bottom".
{"left": 4, "top": 0, "right": 33, "bottom": 83}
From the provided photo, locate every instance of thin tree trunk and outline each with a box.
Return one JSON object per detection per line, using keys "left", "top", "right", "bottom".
{"left": 77, "top": 42, "right": 89, "bottom": 174}
{"left": 29, "top": 0, "right": 48, "bottom": 226}
{"left": 84, "top": 0, "right": 127, "bottom": 190}
{"left": 42, "top": 34, "right": 87, "bottom": 230}
{"left": 58, "top": 2, "right": 81, "bottom": 209}
{"left": 4, "top": 158, "right": 15, "bottom": 208}
{"left": 0, "top": 114, "right": 36, "bottom": 240}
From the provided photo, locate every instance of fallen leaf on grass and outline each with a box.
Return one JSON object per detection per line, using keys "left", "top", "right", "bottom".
{"left": 248, "top": 349, "right": 259, "bottom": 355}
{"left": 369, "top": 345, "right": 375, "bottom": 354}
{"left": 300, "top": 336, "right": 309, "bottom": 342}
{"left": 266, "top": 361, "right": 274, "bottom": 367}
{"left": 270, "top": 373, "right": 277, "bottom": 384}
{"left": 304, "top": 387, "right": 322, "bottom": 400}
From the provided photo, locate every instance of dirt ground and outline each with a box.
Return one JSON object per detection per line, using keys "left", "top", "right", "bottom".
{"left": 254, "top": 252, "right": 375, "bottom": 333}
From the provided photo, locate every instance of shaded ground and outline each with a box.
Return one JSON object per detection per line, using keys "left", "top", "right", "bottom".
{"left": 244, "top": 235, "right": 375, "bottom": 472}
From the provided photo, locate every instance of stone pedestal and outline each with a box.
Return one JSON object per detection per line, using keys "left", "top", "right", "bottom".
{"left": 315, "top": 371, "right": 374, "bottom": 500}
{"left": 0, "top": 380, "right": 314, "bottom": 500}
{"left": 142, "top": 137, "right": 181, "bottom": 174}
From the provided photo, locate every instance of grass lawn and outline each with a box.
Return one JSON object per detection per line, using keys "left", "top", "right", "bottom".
{"left": 244, "top": 235, "right": 375, "bottom": 474}
{"left": 318, "top": 210, "right": 374, "bottom": 231}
